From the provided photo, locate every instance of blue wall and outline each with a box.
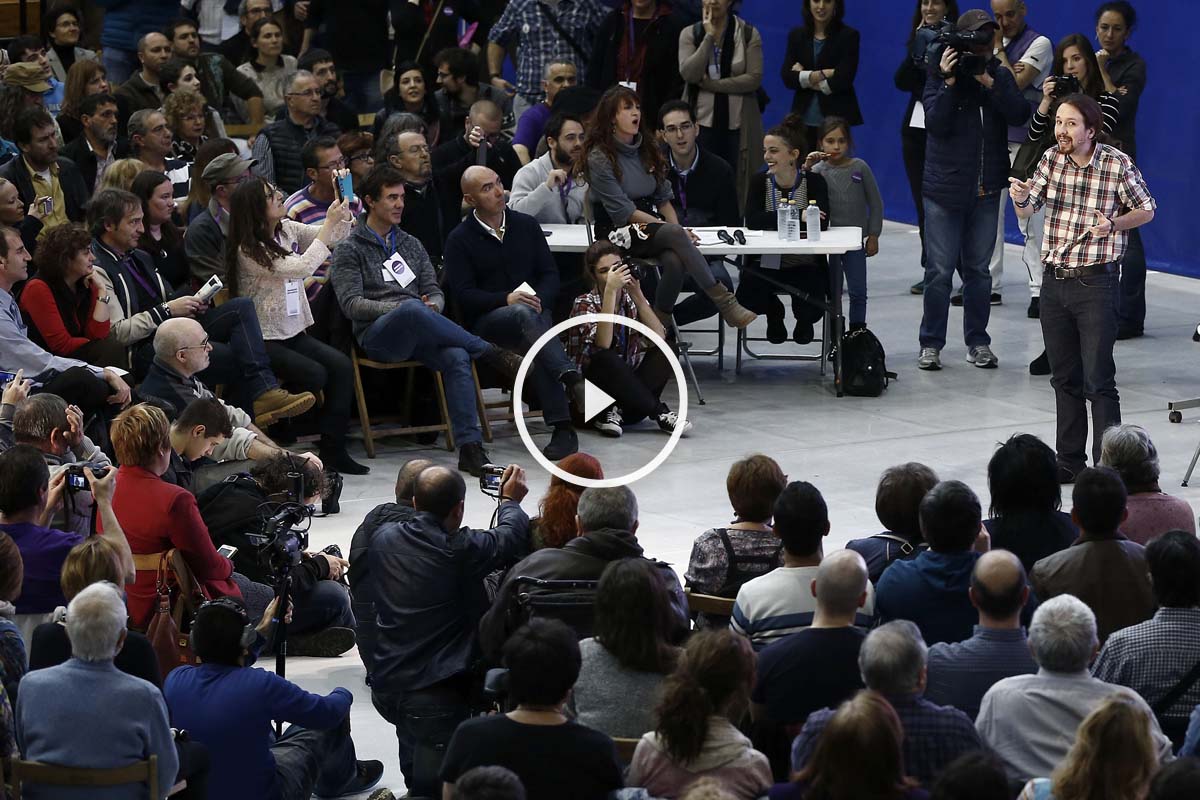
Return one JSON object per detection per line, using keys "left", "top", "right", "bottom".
{"left": 740, "top": 0, "right": 1198, "bottom": 277}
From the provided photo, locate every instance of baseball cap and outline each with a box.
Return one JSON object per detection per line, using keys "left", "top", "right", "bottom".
{"left": 202, "top": 153, "right": 257, "bottom": 184}
{"left": 958, "top": 9, "right": 999, "bottom": 32}
{"left": 4, "top": 63, "right": 52, "bottom": 93}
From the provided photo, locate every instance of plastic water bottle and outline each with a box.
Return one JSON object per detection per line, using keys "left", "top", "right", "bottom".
{"left": 805, "top": 200, "right": 822, "bottom": 242}
{"left": 788, "top": 200, "right": 801, "bottom": 241}
{"left": 776, "top": 201, "right": 789, "bottom": 240}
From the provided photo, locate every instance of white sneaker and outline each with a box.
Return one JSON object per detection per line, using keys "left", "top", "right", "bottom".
{"left": 967, "top": 345, "right": 999, "bottom": 369}
{"left": 593, "top": 407, "right": 623, "bottom": 437}
{"left": 918, "top": 347, "right": 942, "bottom": 371}
{"left": 655, "top": 408, "right": 693, "bottom": 437}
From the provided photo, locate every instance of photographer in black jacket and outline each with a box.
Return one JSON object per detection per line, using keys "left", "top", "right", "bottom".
{"left": 197, "top": 452, "right": 357, "bottom": 658}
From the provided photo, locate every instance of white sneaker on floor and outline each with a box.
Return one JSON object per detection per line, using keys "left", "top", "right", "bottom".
{"left": 656, "top": 408, "right": 693, "bottom": 436}
{"left": 918, "top": 347, "right": 942, "bottom": 370}
{"left": 593, "top": 407, "right": 623, "bottom": 437}
{"left": 967, "top": 345, "right": 999, "bottom": 368}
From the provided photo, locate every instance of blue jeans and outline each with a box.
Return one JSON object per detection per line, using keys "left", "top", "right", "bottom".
{"left": 474, "top": 304, "right": 575, "bottom": 426}
{"left": 272, "top": 718, "right": 358, "bottom": 800}
{"left": 196, "top": 296, "right": 278, "bottom": 412}
{"left": 372, "top": 683, "right": 470, "bottom": 798}
{"left": 361, "top": 301, "right": 489, "bottom": 447}
{"left": 102, "top": 48, "right": 139, "bottom": 87}
{"left": 920, "top": 194, "right": 998, "bottom": 350}
{"left": 842, "top": 249, "right": 868, "bottom": 326}
{"left": 1040, "top": 266, "right": 1121, "bottom": 470}
{"left": 291, "top": 580, "right": 356, "bottom": 636}
{"left": 341, "top": 70, "right": 384, "bottom": 115}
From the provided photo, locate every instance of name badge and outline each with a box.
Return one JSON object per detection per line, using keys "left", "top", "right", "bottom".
{"left": 383, "top": 252, "right": 416, "bottom": 288}
{"left": 707, "top": 63, "right": 720, "bottom": 80}
{"left": 284, "top": 280, "right": 302, "bottom": 316}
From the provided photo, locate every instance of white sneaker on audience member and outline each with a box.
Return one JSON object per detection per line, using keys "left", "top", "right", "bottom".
{"left": 593, "top": 407, "right": 623, "bottom": 437}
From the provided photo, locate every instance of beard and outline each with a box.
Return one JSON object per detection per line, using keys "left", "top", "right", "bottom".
{"left": 1057, "top": 137, "right": 1076, "bottom": 154}
{"left": 553, "top": 144, "right": 578, "bottom": 169}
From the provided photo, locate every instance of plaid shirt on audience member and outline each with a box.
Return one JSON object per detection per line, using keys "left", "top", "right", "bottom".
{"left": 792, "top": 693, "right": 981, "bottom": 787}
{"left": 488, "top": 0, "right": 606, "bottom": 101}
{"left": 1025, "top": 142, "right": 1155, "bottom": 270}
{"left": 563, "top": 290, "right": 645, "bottom": 372}
{"left": 1092, "top": 607, "right": 1200, "bottom": 730}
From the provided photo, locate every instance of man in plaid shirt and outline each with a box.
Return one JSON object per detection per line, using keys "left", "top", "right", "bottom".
{"left": 1009, "top": 93, "right": 1155, "bottom": 481}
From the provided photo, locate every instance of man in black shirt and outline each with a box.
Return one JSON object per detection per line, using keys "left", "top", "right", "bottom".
{"left": 385, "top": 130, "right": 460, "bottom": 267}
{"left": 297, "top": 48, "right": 363, "bottom": 134}
{"left": 220, "top": 0, "right": 273, "bottom": 69}
{"left": 301, "top": 0, "right": 389, "bottom": 114}
{"left": 750, "top": 549, "right": 870, "bottom": 779}
{"left": 431, "top": 100, "right": 521, "bottom": 213}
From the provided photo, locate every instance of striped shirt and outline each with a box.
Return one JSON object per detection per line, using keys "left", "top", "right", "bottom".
{"left": 283, "top": 186, "right": 362, "bottom": 299}
{"left": 1025, "top": 142, "right": 1155, "bottom": 269}
{"left": 1027, "top": 92, "right": 1120, "bottom": 139}
{"left": 164, "top": 156, "right": 191, "bottom": 202}
{"left": 731, "top": 564, "right": 875, "bottom": 650}
{"left": 925, "top": 626, "right": 1038, "bottom": 720}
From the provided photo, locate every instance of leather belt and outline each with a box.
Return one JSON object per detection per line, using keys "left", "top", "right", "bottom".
{"left": 1047, "top": 262, "right": 1118, "bottom": 281}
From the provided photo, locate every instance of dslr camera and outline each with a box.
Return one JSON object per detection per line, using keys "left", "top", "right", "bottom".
{"left": 618, "top": 259, "right": 646, "bottom": 282}
{"left": 1051, "top": 74, "right": 1081, "bottom": 98}
{"left": 914, "top": 20, "right": 992, "bottom": 78}
{"left": 480, "top": 464, "right": 506, "bottom": 497}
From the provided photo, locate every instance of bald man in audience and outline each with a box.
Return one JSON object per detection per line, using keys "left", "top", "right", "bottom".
{"left": 924, "top": 550, "right": 1038, "bottom": 719}
{"left": 432, "top": 99, "right": 521, "bottom": 212}
{"left": 750, "top": 550, "right": 874, "bottom": 779}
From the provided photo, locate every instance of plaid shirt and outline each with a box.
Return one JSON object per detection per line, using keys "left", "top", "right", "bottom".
{"left": 792, "top": 694, "right": 981, "bottom": 787}
{"left": 489, "top": 0, "right": 606, "bottom": 101}
{"left": 1092, "top": 607, "right": 1200, "bottom": 729}
{"left": 1026, "top": 142, "right": 1155, "bottom": 269}
{"left": 563, "top": 289, "right": 645, "bottom": 372}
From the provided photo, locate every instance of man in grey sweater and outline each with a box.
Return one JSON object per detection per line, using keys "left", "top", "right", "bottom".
{"left": 329, "top": 164, "right": 520, "bottom": 477}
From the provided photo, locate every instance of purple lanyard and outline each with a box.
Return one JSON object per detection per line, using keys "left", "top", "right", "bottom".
{"left": 125, "top": 257, "right": 159, "bottom": 300}
{"left": 558, "top": 176, "right": 573, "bottom": 212}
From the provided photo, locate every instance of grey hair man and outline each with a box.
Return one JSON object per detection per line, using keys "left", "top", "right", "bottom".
{"left": 479, "top": 484, "right": 687, "bottom": 662}
{"left": 1100, "top": 423, "right": 1195, "bottom": 542}
{"left": 791, "top": 619, "right": 984, "bottom": 787}
{"left": 250, "top": 70, "right": 341, "bottom": 195}
{"left": 16, "top": 582, "right": 180, "bottom": 790}
{"left": 977, "top": 593, "right": 1173, "bottom": 783}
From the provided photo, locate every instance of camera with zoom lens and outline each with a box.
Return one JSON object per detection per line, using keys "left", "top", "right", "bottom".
{"left": 480, "top": 464, "right": 506, "bottom": 497}
{"left": 1051, "top": 74, "right": 1081, "bottom": 98}
{"left": 914, "top": 20, "right": 992, "bottom": 78}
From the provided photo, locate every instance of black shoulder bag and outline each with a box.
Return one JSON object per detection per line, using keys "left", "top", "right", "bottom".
{"left": 1150, "top": 658, "right": 1200, "bottom": 749}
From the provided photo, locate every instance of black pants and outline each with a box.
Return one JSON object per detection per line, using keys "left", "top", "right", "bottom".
{"left": 69, "top": 337, "right": 127, "bottom": 369}
{"left": 736, "top": 258, "right": 828, "bottom": 325}
{"left": 265, "top": 333, "right": 353, "bottom": 450}
{"left": 1117, "top": 227, "right": 1146, "bottom": 333}
{"left": 901, "top": 126, "right": 928, "bottom": 275}
{"left": 173, "top": 738, "right": 211, "bottom": 799}
{"left": 373, "top": 680, "right": 471, "bottom": 798}
{"left": 583, "top": 348, "right": 673, "bottom": 424}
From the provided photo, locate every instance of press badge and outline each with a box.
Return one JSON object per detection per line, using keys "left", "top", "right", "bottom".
{"left": 708, "top": 63, "right": 720, "bottom": 79}
{"left": 285, "top": 280, "right": 302, "bottom": 316}
{"left": 382, "top": 252, "right": 416, "bottom": 287}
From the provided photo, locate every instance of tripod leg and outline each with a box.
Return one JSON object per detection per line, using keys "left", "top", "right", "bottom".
{"left": 1183, "top": 434, "right": 1200, "bottom": 487}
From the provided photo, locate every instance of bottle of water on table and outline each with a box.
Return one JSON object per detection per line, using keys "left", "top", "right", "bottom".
{"left": 805, "top": 200, "right": 821, "bottom": 242}
{"left": 776, "top": 200, "right": 789, "bottom": 241}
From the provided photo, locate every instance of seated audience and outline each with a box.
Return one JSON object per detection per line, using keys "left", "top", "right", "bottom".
{"left": 686, "top": 454, "right": 786, "bottom": 597}
{"left": 1149, "top": 758, "right": 1200, "bottom": 799}
{"left": 98, "top": 157, "right": 147, "bottom": 192}
{"left": 531, "top": 452, "right": 603, "bottom": 549}
{"left": 376, "top": 61, "right": 441, "bottom": 147}
{"left": 1030, "top": 467, "right": 1154, "bottom": 642}
{"left": 60, "top": 92, "right": 118, "bottom": 193}
{"left": 197, "top": 452, "right": 357, "bottom": 657}
{"left": 19, "top": 222, "right": 124, "bottom": 367}
{"left": 159, "top": 395, "right": 231, "bottom": 492}
{"left": 928, "top": 751, "right": 1013, "bottom": 800}
{"left": 876, "top": 480, "right": 986, "bottom": 645}
{"left": 571, "top": 557, "right": 680, "bottom": 739}
{"left": 977, "top": 594, "right": 1172, "bottom": 784}
{"left": 16, "top": 583, "right": 179, "bottom": 797}
{"left": 509, "top": 112, "right": 588, "bottom": 224}
{"left": 1092, "top": 530, "right": 1200, "bottom": 748}
{"left": 234, "top": 17, "right": 296, "bottom": 121}
{"left": 131, "top": 167, "right": 188, "bottom": 288}
{"left": 250, "top": 71, "right": 341, "bottom": 196}
{"left": 164, "top": 17, "right": 264, "bottom": 128}
{"left": 382, "top": 129, "right": 459, "bottom": 267}
{"left": 1100, "top": 423, "right": 1196, "bottom": 543}
{"left": 178, "top": 138, "right": 237, "bottom": 223}
{"left": 442, "top": 620, "right": 624, "bottom": 800}
{"left": 628, "top": 629, "right": 771, "bottom": 799}
{"left": 771, "top": 690, "right": 928, "bottom": 800}
{"left": 444, "top": 165, "right": 584, "bottom": 461}
{"left": 455, "top": 766, "right": 527, "bottom": 800}
{"left": 296, "top": 49, "right": 360, "bottom": 134}
{"left": 115, "top": 32, "right": 171, "bottom": 115}
{"left": 791, "top": 620, "right": 981, "bottom": 788}
{"left": 924, "top": 550, "right": 1037, "bottom": 720}
{"left": 0, "top": 525, "right": 24, "bottom": 757}
{"left": 512, "top": 60, "right": 578, "bottom": 164}
{"left": 224, "top": 176, "right": 366, "bottom": 473}
{"left": 126, "top": 109, "right": 190, "bottom": 199}
{"left": 44, "top": 4, "right": 97, "bottom": 85}
{"left": 162, "top": 87, "right": 208, "bottom": 166}
{"left": 0, "top": 108, "right": 89, "bottom": 229}
{"left": 337, "top": 130, "right": 375, "bottom": 195}
{"left": 369, "top": 465, "right": 532, "bottom": 796}
{"left": 846, "top": 462, "right": 937, "bottom": 583}
{"left": 433, "top": 47, "right": 514, "bottom": 135}
{"left": 732, "top": 481, "right": 874, "bottom": 649}
{"left": 0, "top": 175, "right": 50, "bottom": 254}
{"left": 984, "top": 433, "right": 1077, "bottom": 572}
{"left": 29, "top": 535, "right": 159, "bottom": 685}
{"left": 480, "top": 485, "right": 689, "bottom": 661}
{"left": 1018, "top": 696, "right": 1158, "bottom": 800}
{"left": 8, "top": 34, "right": 64, "bottom": 116}
{"left": 751, "top": 550, "right": 871, "bottom": 780}
{"left": 56, "top": 59, "right": 111, "bottom": 146}
{"left": 432, "top": 100, "right": 521, "bottom": 209}
{"left": 185, "top": 151, "right": 253, "bottom": 282}
{"left": 328, "top": 164, "right": 519, "bottom": 476}
{"left": 348, "top": 458, "right": 432, "bottom": 678}
{"left": 159, "top": 57, "right": 227, "bottom": 143}
{"left": 164, "top": 596, "right": 385, "bottom": 800}
{"left": 221, "top": 0, "right": 274, "bottom": 71}
{"left": 566, "top": 241, "right": 692, "bottom": 438}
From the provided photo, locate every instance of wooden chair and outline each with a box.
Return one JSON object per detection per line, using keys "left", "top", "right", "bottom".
{"left": 613, "top": 737, "right": 640, "bottom": 765}
{"left": 223, "top": 123, "right": 262, "bottom": 139}
{"left": 351, "top": 348, "right": 462, "bottom": 457}
{"left": 10, "top": 755, "right": 158, "bottom": 800}
{"left": 684, "top": 588, "right": 735, "bottom": 618}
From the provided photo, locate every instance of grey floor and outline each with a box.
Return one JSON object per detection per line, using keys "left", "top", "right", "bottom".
{"left": 278, "top": 220, "right": 1200, "bottom": 797}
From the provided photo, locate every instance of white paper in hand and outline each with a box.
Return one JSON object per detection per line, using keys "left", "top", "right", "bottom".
{"left": 514, "top": 281, "right": 537, "bottom": 296}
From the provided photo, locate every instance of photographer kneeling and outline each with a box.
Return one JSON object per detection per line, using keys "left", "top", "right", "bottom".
{"left": 197, "top": 453, "right": 356, "bottom": 658}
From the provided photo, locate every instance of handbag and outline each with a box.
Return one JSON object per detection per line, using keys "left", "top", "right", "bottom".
{"left": 144, "top": 550, "right": 208, "bottom": 678}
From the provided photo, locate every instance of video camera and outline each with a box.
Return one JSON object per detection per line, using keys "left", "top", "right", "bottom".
{"left": 244, "top": 462, "right": 312, "bottom": 574}
{"left": 1051, "top": 74, "right": 1081, "bottom": 98}
{"left": 913, "top": 20, "right": 993, "bottom": 79}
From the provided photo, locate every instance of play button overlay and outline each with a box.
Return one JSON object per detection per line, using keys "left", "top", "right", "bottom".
{"left": 511, "top": 312, "right": 688, "bottom": 489}
{"left": 582, "top": 379, "right": 616, "bottom": 423}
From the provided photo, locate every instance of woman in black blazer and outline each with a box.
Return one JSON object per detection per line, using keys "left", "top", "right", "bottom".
{"left": 781, "top": 0, "right": 862, "bottom": 145}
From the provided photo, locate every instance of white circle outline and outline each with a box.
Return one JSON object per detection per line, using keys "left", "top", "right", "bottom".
{"left": 511, "top": 312, "right": 688, "bottom": 488}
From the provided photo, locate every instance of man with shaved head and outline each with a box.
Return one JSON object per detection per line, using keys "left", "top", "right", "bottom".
{"left": 924, "top": 549, "right": 1037, "bottom": 719}
{"left": 432, "top": 99, "right": 521, "bottom": 212}
{"left": 369, "top": 462, "right": 534, "bottom": 795}
{"left": 444, "top": 164, "right": 584, "bottom": 461}
{"left": 750, "top": 549, "right": 873, "bottom": 776}
{"left": 117, "top": 32, "right": 173, "bottom": 114}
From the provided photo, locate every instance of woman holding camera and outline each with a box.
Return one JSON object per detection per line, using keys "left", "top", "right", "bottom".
{"left": 565, "top": 241, "right": 692, "bottom": 438}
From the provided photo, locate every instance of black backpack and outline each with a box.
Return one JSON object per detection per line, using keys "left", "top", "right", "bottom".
{"left": 841, "top": 328, "right": 895, "bottom": 397}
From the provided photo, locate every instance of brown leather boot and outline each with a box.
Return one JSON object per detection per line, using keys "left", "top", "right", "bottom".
{"left": 705, "top": 284, "right": 757, "bottom": 329}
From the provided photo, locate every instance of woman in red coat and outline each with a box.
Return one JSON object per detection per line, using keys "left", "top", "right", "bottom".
{"left": 18, "top": 222, "right": 126, "bottom": 368}
{"left": 108, "top": 403, "right": 242, "bottom": 628}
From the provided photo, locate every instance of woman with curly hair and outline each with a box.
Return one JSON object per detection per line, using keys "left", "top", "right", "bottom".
{"left": 531, "top": 452, "right": 604, "bottom": 549}
{"left": 1017, "top": 695, "right": 1158, "bottom": 800}
{"left": 18, "top": 222, "right": 125, "bottom": 367}
{"left": 163, "top": 87, "right": 208, "bottom": 166}
{"left": 582, "top": 85, "right": 755, "bottom": 332}
{"left": 628, "top": 629, "right": 771, "bottom": 798}
{"left": 56, "top": 59, "right": 109, "bottom": 144}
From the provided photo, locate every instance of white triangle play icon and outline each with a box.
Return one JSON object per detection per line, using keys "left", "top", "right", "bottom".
{"left": 582, "top": 379, "right": 616, "bottom": 423}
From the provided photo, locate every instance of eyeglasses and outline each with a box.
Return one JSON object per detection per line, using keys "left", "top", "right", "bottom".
{"left": 178, "top": 336, "right": 210, "bottom": 352}
{"left": 663, "top": 122, "right": 695, "bottom": 136}
{"left": 318, "top": 158, "right": 346, "bottom": 170}
{"left": 286, "top": 89, "right": 321, "bottom": 98}
{"left": 348, "top": 153, "right": 374, "bottom": 164}
{"left": 264, "top": 182, "right": 284, "bottom": 200}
